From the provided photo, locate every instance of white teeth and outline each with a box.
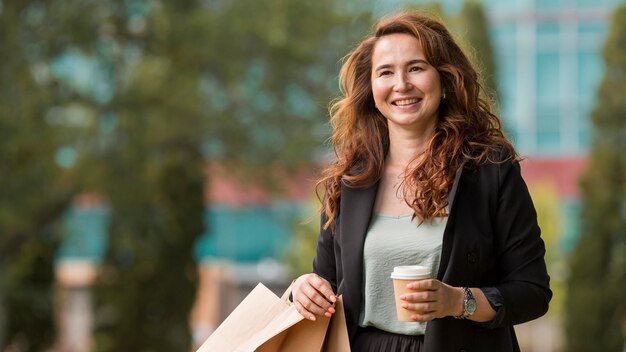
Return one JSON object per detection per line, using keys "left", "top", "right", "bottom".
{"left": 394, "top": 98, "right": 419, "bottom": 106}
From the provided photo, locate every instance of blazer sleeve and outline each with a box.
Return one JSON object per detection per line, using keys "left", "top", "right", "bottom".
{"left": 484, "top": 160, "right": 552, "bottom": 328}
{"left": 312, "top": 212, "right": 338, "bottom": 293}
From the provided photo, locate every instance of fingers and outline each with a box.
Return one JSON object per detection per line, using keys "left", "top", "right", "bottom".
{"left": 399, "top": 279, "right": 446, "bottom": 320}
{"left": 309, "top": 274, "right": 337, "bottom": 303}
{"left": 301, "top": 284, "right": 333, "bottom": 314}
{"left": 294, "top": 300, "right": 318, "bottom": 321}
{"left": 399, "top": 280, "right": 462, "bottom": 320}
{"left": 399, "top": 290, "right": 436, "bottom": 303}
{"left": 293, "top": 273, "right": 336, "bottom": 321}
{"left": 401, "top": 301, "right": 437, "bottom": 314}
{"left": 400, "top": 300, "right": 439, "bottom": 322}
{"left": 406, "top": 278, "right": 439, "bottom": 291}
{"left": 410, "top": 313, "right": 436, "bottom": 322}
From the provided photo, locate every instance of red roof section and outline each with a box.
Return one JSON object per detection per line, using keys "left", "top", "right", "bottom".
{"left": 520, "top": 156, "right": 588, "bottom": 199}
{"left": 205, "top": 163, "right": 319, "bottom": 206}
{"left": 205, "top": 157, "right": 590, "bottom": 206}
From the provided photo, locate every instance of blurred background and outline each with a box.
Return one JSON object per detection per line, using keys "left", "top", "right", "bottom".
{"left": 1, "top": 0, "right": 625, "bottom": 351}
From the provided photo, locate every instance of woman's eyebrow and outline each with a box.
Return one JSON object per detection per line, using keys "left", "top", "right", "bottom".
{"left": 374, "top": 59, "right": 429, "bottom": 72}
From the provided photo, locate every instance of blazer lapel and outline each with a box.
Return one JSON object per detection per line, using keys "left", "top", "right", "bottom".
{"left": 437, "top": 163, "right": 466, "bottom": 280}
{"left": 339, "top": 182, "right": 378, "bottom": 303}
{"left": 447, "top": 162, "right": 466, "bottom": 211}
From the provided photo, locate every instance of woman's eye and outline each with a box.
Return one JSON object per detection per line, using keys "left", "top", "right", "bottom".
{"left": 409, "top": 66, "right": 423, "bottom": 72}
{"left": 380, "top": 70, "right": 392, "bottom": 76}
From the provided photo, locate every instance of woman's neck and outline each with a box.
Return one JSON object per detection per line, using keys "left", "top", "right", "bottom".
{"left": 386, "top": 124, "right": 434, "bottom": 168}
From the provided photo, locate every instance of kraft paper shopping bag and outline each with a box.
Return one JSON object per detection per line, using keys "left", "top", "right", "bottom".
{"left": 323, "top": 296, "right": 350, "bottom": 351}
{"left": 196, "top": 282, "right": 350, "bottom": 352}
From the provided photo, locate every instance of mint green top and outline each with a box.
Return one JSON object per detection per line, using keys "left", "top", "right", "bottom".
{"left": 359, "top": 213, "right": 447, "bottom": 335}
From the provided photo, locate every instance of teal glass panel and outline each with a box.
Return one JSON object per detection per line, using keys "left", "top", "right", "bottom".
{"left": 559, "top": 200, "right": 582, "bottom": 254}
{"left": 577, "top": 23, "right": 607, "bottom": 50}
{"left": 515, "top": 132, "right": 536, "bottom": 154}
{"left": 483, "top": 0, "right": 520, "bottom": 11}
{"left": 578, "top": 126, "right": 590, "bottom": 150}
{"left": 496, "top": 53, "right": 518, "bottom": 125}
{"left": 578, "top": 111, "right": 592, "bottom": 150}
{"left": 536, "top": 0, "right": 563, "bottom": 9}
{"left": 536, "top": 104, "right": 560, "bottom": 132}
{"left": 577, "top": 51, "right": 603, "bottom": 113}
{"left": 492, "top": 25, "right": 517, "bottom": 133}
{"left": 492, "top": 25, "right": 516, "bottom": 50}
{"left": 194, "top": 203, "right": 305, "bottom": 263}
{"left": 57, "top": 206, "right": 110, "bottom": 264}
{"left": 536, "top": 52, "right": 560, "bottom": 103}
{"left": 536, "top": 46, "right": 561, "bottom": 155}
{"left": 537, "top": 130, "right": 561, "bottom": 152}
{"left": 577, "top": 0, "right": 606, "bottom": 8}
{"left": 536, "top": 24, "right": 560, "bottom": 47}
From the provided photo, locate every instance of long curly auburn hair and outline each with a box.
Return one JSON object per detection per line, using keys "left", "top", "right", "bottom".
{"left": 317, "top": 11, "right": 518, "bottom": 231}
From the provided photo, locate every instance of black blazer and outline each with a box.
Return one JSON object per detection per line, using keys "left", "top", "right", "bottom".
{"left": 313, "top": 157, "right": 552, "bottom": 351}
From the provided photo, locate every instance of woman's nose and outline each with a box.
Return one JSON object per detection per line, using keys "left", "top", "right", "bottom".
{"left": 393, "top": 73, "right": 412, "bottom": 92}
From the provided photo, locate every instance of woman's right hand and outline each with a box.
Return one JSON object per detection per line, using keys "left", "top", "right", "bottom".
{"left": 292, "top": 273, "right": 337, "bottom": 321}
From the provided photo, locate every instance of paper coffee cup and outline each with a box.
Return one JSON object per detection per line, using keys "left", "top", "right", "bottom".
{"left": 391, "top": 265, "right": 431, "bottom": 322}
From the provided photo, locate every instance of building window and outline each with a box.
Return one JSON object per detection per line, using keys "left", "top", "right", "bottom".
{"left": 536, "top": 0, "right": 564, "bottom": 10}
{"left": 536, "top": 51, "right": 561, "bottom": 154}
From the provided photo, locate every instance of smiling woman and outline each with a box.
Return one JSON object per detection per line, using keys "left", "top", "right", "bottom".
{"left": 370, "top": 33, "right": 443, "bottom": 143}
{"left": 290, "top": 10, "right": 552, "bottom": 352}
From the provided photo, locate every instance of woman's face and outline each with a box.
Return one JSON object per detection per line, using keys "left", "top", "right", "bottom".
{"left": 370, "top": 33, "right": 443, "bottom": 134}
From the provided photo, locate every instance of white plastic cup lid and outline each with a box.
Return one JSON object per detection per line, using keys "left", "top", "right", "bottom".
{"left": 390, "top": 265, "right": 431, "bottom": 280}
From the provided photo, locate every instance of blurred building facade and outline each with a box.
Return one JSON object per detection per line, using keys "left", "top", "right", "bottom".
{"left": 55, "top": 166, "right": 315, "bottom": 351}
{"left": 54, "top": 0, "right": 626, "bottom": 351}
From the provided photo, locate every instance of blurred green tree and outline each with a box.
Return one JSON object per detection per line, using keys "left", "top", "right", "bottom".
{"left": 459, "top": 1, "right": 498, "bottom": 103}
{"left": 528, "top": 182, "right": 565, "bottom": 318}
{"left": 0, "top": 0, "right": 98, "bottom": 349}
{"left": 564, "top": 5, "right": 626, "bottom": 352}
{"left": 284, "top": 198, "right": 320, "bottom": 278}
{"left": 1, "top": 0, "right": 351, "bottom": 350}
{"left": 88, "top": 0, "right": 350, "bottom": 351}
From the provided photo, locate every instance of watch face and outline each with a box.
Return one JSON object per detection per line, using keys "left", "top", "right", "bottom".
{"left": 466, "top": 299, "right": 477, "bottom": 315}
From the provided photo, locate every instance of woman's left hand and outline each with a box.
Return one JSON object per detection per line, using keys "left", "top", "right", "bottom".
{"left": 399, "top": 279, "right": 463, "bottom": 322}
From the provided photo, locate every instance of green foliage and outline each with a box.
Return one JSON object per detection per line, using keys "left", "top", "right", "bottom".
{"left": 459, "top": 1, "right": 498, "bottom": 103}
{"left": 171, "top": 0, "right": 350, "bottom": 184}
{"left": 2, "top": 236, "right": 58, "bottom": 351}
{"left": 86, "top": 0, "right": 352, "bottom": 350}
{"left": 284, "top": 199, "right": 321, "bottom": 278}
{"left": 95, "top": 145, "right": 205, "bottom": 351}
{"left": 404, "top": 2, "right": 444, "bottom": 20}
{"left": 0, "top": 1, "right": 86, "bottom": 349}
{"left": 565, "top": 5, "right": 626, "bottom": 352}
{"left": 528, "top": 182, "right": 567, "bottom": 319}
{"left": 2, "top": 0, "right": 352, "bottom": 350}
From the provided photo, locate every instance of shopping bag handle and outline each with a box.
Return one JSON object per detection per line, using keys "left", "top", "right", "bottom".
{"left": 281, "top": 280, "right": 296, "bottom": 302}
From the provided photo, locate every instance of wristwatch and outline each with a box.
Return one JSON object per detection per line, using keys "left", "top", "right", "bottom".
{"left": 454, "top": 287, "right": 477, "bottom": 319}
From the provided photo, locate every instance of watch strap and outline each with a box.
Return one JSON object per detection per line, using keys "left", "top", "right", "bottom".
{"left": 454, "top": 287, "right": 475, "bottom": 319}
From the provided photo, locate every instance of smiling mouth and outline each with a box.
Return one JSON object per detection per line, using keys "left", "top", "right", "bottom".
{"left": 392, "top": 98, "right": 421, "bottom": 106}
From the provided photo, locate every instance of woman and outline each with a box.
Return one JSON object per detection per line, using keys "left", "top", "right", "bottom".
{"left": 292, "top": 11, "right": 551, "bottom": 352}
